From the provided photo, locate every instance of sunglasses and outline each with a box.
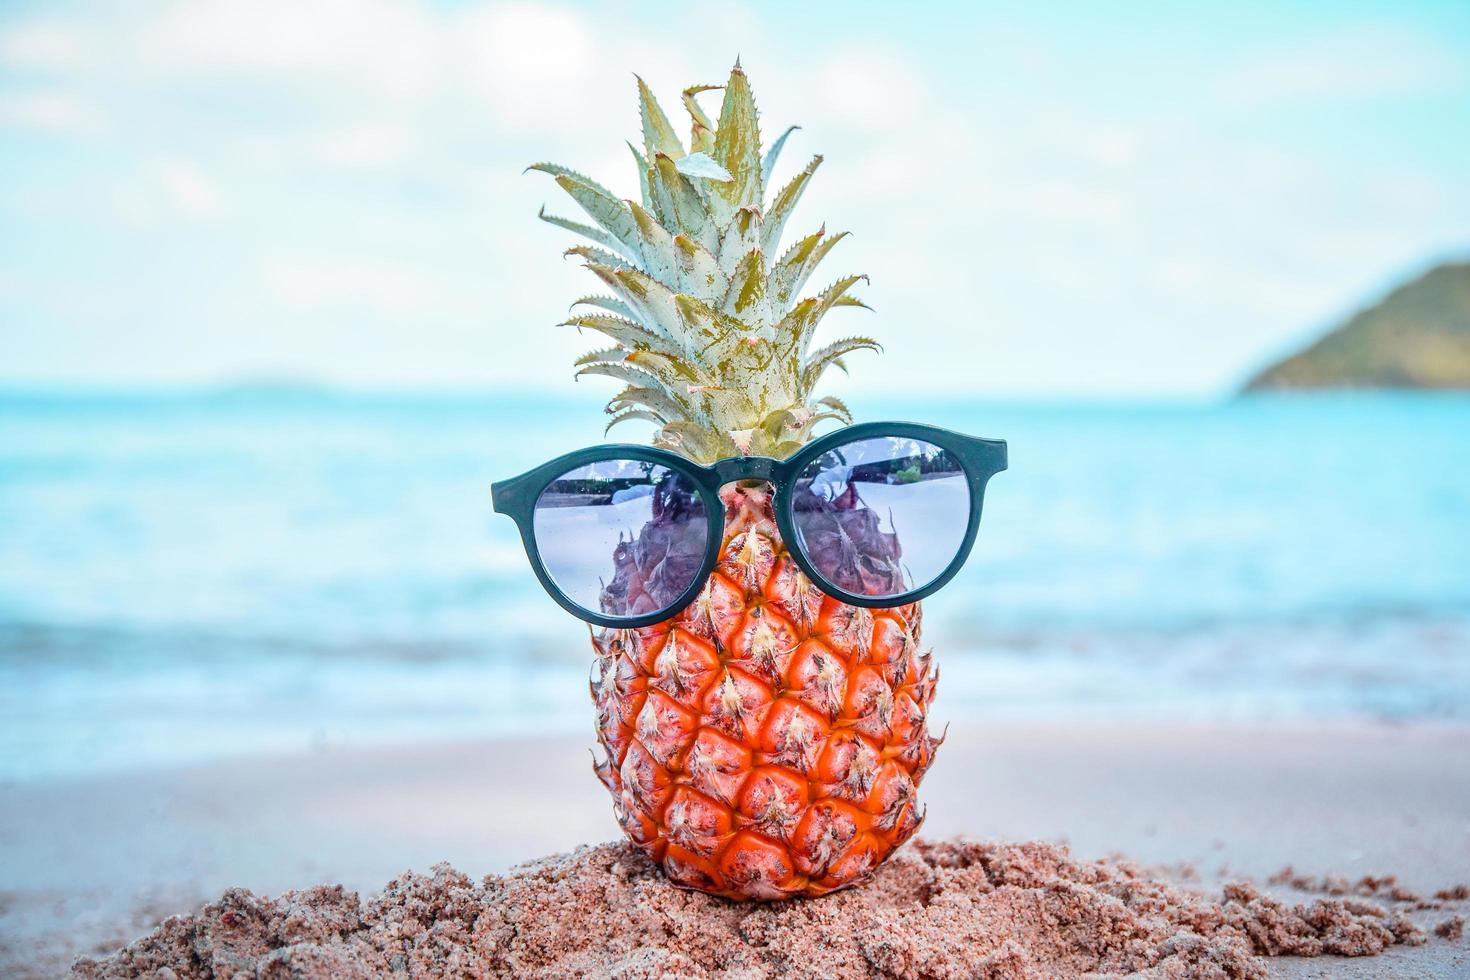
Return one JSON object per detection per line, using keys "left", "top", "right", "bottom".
{"left": 491, "top": 421, "right": 1007, "bottom": 629}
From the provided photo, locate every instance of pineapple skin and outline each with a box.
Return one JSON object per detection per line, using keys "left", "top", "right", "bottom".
{"left": 591, "top": 483, "right": 940, "bottom": 900}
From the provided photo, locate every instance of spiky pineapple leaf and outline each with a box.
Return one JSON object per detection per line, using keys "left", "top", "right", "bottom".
{"left": 573, "top": 345, "right": 626, "bottom": 368}
{"left": 788, "top": 229, "right": 850, "bottom": 301}
{"left": 674, "top": 152, "right": 734, "bottom": 182}
{"left": 723, "top": 249, "right": 769, "bottom": 324}
{"left": 626, "top": 142, "right": 653, "bottom": 210}
{"left": 681, "top": 84, "right": 720, "bottom": 154}
{"left": 713, "top": 66, "right": 763, "bottom": 213}
{"left": 674, "top": 294, "right": 747, "bottom": 360}
{"left": 550, "top": 175, "right": 641, "bottom": 259}
{"left": 802, "top": 335, "right": 880, "bottom": 388}
{"left": 773, "top": 227, "right": 825, "bottom": 275}
{"left": 771, "top": 272, "right": 869, "bottom": 369}
{"left": 816, "top": 394, "right": 853, "bottom": 420}
{"left": 681, "top": 84, "right": 718, "bottom": 131}
{"left": 538, "top": 206, "right": 633, "bottom": 259}
{"left": 605, "top": 408, "right": 666, "bottom": 434}
{"left": 761, "top": 125, "right": 799, "bottom": 189}
{"left": 564, "top": 244, "right": 634, "bottom": 272}
{"left": 796, "top": 273, "right": 869, "bottom": 345}
{"left": 525, "top": 162, "right": 621, "bottom": 203}
{"left": 672, "top": 234, "right": 727, "bottom": 296}
{"left": 571, "top": 294, "right": 638, "bottom": 321}
{"left": 636, "top": 76, "right": 685, "bottom": 162}
{"left": 781, "top": 409, "right": 847, "bottom": 446}
{"left": 717, "top": 206, "right": 762, "bottom": 278}
{"left": 650, "top": 153, "right": 715, "bottom": 249}
{"left": 655, "top": 420, "right": 719, "bottom": 460}
{"left": 803, "top": 230, "right": 850, "bottom": 275}
{"left": 761, "top": 155, "right": 822, "bottom": 257}
{"left": 771, "top": 227, "right": 850, "bottom": 306}
{"left": 756, "top": 406, "right": 799, "bottom": 440}
{"left": 805, "top": 335, "right": 881, "bottom": 369}
{"left": 576, "top": 359, "right": 678, "bottom": 393}
{"left": 608, "top": 384, "right": 688, "bottom": 421}
{"left": 610, "top": 266, "right": 690, "bottom": 344}
{"left": 582, "top": 263, "right": 683, "bottom": 345}
{"left": 627, "top": 202, "right": 680, "bottom": 283}
{"left": 561, "top": 314, "right": 671, "bottom": 353}
{"left": 626, "top": 348, "right": 702, "bottom": 382}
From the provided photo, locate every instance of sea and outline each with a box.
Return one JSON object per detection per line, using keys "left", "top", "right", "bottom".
{"left": 2, "top": 389, "right": 1468, "bottom": 781}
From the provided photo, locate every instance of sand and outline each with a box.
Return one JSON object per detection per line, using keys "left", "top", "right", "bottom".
{"left": 6, "top": 723, "right": 1470, "bottom": 977}
{"left": 69, "top": 838, "right": 1463, "bottom": 979}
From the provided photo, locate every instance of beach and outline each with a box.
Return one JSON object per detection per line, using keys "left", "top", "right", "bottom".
{"left": 6, "top": 0, "right": 1470, "bottom": 969}
{"left": 4, "top": 720, "right": 1467, "bottom": 976}
{"left": 3, "top": 394, "right": 1469, "bottom": 974}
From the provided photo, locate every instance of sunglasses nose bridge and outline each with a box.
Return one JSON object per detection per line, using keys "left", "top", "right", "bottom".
{"left": 712, "top": 456, "right": 776, "bottom": 485}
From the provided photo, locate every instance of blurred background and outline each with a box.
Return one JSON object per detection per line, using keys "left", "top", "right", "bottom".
{"left": 2, "top": 0, "right": 1469, "bottom": 782}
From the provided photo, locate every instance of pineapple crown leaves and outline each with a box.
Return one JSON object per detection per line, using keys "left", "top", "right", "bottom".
{"left": 531, "top": 63, "right": 875, "bottom": 463}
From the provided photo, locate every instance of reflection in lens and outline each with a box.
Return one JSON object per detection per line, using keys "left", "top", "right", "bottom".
{"left": 791, "top": 436, "right": 969, "bottom": 598}
{"left": 533, "top": 460, "right": 707, "bottom": 618}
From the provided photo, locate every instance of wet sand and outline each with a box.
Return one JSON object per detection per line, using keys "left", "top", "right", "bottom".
{"left": 3, "top": 722, "right": 1468, "bottom": 977}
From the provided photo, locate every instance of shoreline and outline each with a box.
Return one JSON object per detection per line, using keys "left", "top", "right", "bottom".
{"left": 4, "top": 720, "right": 1468, "bottom": 976}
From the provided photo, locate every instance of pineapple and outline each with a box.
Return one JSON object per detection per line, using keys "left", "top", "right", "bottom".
{"left": 533, "top": 63, "right": 939, "bottom": 899}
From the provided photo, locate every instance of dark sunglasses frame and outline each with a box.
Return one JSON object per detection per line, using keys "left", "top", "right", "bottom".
{"left": 491, "top": 421, "right": 1007, "bottom": 629}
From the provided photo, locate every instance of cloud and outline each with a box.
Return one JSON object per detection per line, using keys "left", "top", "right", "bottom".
{"left": 101, "top": 157, "right": 226, "bottom": 225}
{"left": 155, "top": 158, "right": 226, "bottom": 220}
{"left": 459, "top": 4, "right": 601, "bottom": 126}
{"left": 0, "top": 18, "right": 93, "bottom": 72}
{"left": 264, "top": 255, "right": 454, "bottom": 315}
{"left": 308, "top": 124, "right": 414, "bottom": 171}
{"left": 1217, "top": 27, "right": 1467, "bottom": 105}
{"left": 0, "top": 89, "right": 106, "bottom": 136}
{"left": 812, "top": 44, "right": 928, "bottom": 128}
{"left": 131, "top": 0, "right": 438, "bottom": 102}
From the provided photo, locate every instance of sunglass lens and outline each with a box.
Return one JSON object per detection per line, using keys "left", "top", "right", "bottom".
{"left": 533, "top": 460, "right": 708, "bottom": 619}
{"left": 791, "top": 436, "right": 970, "bottom": 599}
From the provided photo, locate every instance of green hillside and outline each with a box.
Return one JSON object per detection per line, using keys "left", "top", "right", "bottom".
{"left": 1244, "top": 262, "right": 1470, "bottom": 390}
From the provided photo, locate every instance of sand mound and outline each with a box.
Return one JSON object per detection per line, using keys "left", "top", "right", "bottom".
{"left": 71, "top": 838, "right": 1429, "bottom": 979}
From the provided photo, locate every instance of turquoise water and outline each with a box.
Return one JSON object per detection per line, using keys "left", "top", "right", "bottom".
{"left": 2, "top": 390, "right": 1468, "bottom": 779}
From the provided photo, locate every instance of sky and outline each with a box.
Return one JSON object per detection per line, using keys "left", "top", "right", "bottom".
{"left": 2, "top": 0, "right": 1468, "bottom": 398}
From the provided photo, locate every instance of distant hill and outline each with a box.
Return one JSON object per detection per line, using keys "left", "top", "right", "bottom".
{"left": 1244, "top": 262, "right": 1470, "bottom": 391}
